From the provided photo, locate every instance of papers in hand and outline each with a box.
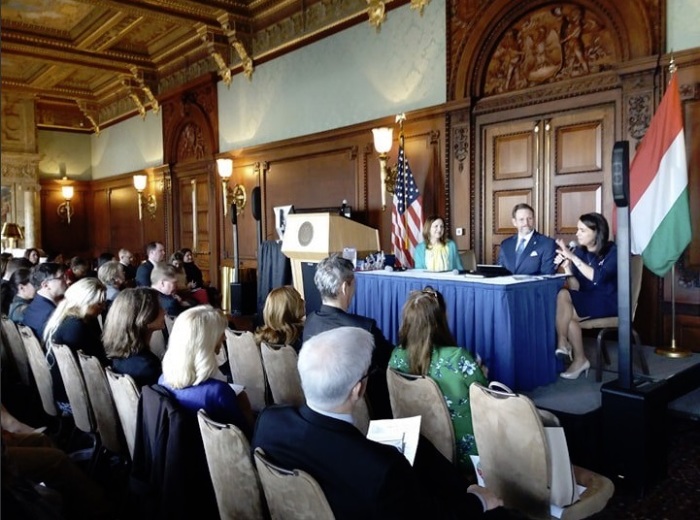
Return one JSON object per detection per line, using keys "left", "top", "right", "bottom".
{"left": 366, "top": 416, "right": 421, "bottom": 466}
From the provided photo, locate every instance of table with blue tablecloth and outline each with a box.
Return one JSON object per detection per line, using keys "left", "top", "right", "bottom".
{"left": 348, "top": 270, "right": 566, "bottom": 391}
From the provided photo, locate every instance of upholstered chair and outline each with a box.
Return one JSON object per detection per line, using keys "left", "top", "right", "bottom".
{"left": 105, "top": 367, "right": 140, "bottom": 459}
{"left": 1, "top": 315, "right": 32, "bottom": 386}
{"left": 225, "top": 329, "right": 268, "bottom": 412}
{"left": 260, "top": 342, "right": 304, "bottom": 407}
{"left": 19, "top": 324, "right": 58, "bottom": 418}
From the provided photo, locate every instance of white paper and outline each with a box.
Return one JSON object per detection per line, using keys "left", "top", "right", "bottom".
{"left": 550, "top": 485, "right": 587, "bottom": 518}
{"left": 366, "top": 416, "right": 421, "bottom": 466}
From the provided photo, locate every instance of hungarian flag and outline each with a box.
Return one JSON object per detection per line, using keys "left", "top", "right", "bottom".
{"left": 391, "top": 145, "right": 423, "bottom": 268}
{"left": 630, "top": 73, "right": 692, "bottom": 277}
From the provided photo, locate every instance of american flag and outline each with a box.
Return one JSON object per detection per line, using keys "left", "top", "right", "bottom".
{"left": 391, "top": 145, "right": 423, "bottom": 268}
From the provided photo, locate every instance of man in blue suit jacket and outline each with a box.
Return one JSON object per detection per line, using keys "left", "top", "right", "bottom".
{"left": 497, "top": 204, "right": 556, "bottom": 275}
{"left": 252, "top": 327, "right": 504, "bottom": 520}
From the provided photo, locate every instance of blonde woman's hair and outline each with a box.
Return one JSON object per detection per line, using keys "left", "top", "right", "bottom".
{"left": 103, "top": 288, "right": 161, "bottom": 358}
{"left": 98, "top": 260, "right": 125, "bottom": 288}
{"left": 43, "top": 278, "right": 106, "bottom": 359}
{"left": 254, "top": 286, "right": 305, "bottom": 346}
{"left": 161, "top": 305, "right": 226, "bottom": 389}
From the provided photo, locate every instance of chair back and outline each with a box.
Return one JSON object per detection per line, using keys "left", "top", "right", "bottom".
{"left": 630, "top": 255, "right": 644, "bottom": 319}
{"left": 225, "top": 330, "right": 267, "bottom": 412}
{"left": 260, "top": 342, "right": 304, "bottom": 406}
{"left": 78, "top": 352, "right": 127, "bottom": 456}
{"left": 470, "top": 382, "right": 550, "bottom": 519}
{"left": 253, "top": 447, "right": 335, "bottom": 520}
{"left": 149, "top": 328, "right": 168, "bottom": 360}
{"left": 197, "top": 410, "right": 265, "bottom": 520}
{"left": 386, "top": 368, "right": 455, "bottom": 462}
{"left": 52, "top": 344, "right": 95, "bottom": 434}
{"left": 19, "top": 325, "right": 57, "bottom": 417}
{"left": 1, "top": 316, "right": 32, "bottom": 386}
{"left": 105, "top": 367, "right": 141, "bottom": 459}
{"left": 460, "top": 249, "right": 477, "bottom": 271}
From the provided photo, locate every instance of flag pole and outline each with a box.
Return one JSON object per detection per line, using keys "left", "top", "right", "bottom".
{"left": 654, "top": 56, "right": 691, "bottom": 359}
{"left": 655, "top": 264, "right": 692, "bottom": 357}
{"left": 396, "top": 113, "right": 409, "bottom": 255}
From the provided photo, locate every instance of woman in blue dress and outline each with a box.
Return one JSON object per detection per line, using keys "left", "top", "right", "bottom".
{"left": 554, "top": 213, "right": 617, "bottom": 379}
{"left": 159, "top": 305, "right": 253, "bottom": 437}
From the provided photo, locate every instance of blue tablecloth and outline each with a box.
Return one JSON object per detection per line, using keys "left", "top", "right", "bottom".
{"left": 349, "top": 270, "right": 566, "bottom": 391}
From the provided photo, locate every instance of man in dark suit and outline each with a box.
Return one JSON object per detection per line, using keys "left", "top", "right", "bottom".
{"left": 252, "top": 327, "right": 503, "bottom": 520}
{"left": 22, "top": 263, "right": 66, "bottom": 341}
{"left": 497, "top": 203, "right": 556, "bottom": 275}
{"left": 303, "top": 254, "right": 392, "bottom": 418}
{"left": 135, "top": 241, "right": 165, "bottom": 287}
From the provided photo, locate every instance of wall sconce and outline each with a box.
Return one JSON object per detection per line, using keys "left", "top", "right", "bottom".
{"left": 1, "top": 222, "right": 23, "bottom": 250}
{"left": 133, "top": 174, "right": 157, "bottom": 220}
{"left": 216, "top": 158, "right": 247, "bottom": 216}
{"left": 57, "top": 182, "right": 75, "bottom": 225}
{"left": 372, "top": 113, "right": 406, "bottom": 211}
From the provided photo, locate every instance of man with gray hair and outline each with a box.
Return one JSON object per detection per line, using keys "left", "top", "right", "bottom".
{"left": 303, "top": 253, "right": 393, "bottom": 418}
{"left": 252, "top": 327, "right": 503, "bottom": 519}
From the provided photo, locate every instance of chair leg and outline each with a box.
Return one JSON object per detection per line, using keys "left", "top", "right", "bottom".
{"left": 595, "top": 332, "right": 604, "bottom": 382}
{"left": 632, "top": 329, "right": 650, "bottom": 375}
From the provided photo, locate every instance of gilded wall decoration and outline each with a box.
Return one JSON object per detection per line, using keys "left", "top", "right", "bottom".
{"left": 484, "top": 4, "right": 616, "bottom": 95}
{"left": 453, "top": 127, "right": 469, "bottom": 172}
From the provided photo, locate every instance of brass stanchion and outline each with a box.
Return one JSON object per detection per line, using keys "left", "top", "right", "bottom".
{"left": 220, "top": 266, "right": 232, "bottom": 314}
{"left": 655, "top": 265, "right": 691, "bottom": 358}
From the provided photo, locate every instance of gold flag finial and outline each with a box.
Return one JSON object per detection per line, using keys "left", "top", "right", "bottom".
{"left": 669, "top": 53, "right": 677, "bottom": 75}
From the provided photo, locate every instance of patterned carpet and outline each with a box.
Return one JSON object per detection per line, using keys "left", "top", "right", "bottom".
{"left": 589, "top": 417, "right": 700, "bottom": 520}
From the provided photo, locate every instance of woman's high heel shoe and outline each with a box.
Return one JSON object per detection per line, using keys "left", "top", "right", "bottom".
{"left": 555, "top": 346, "right": 573, "bottom": 361}
{"left": 560, "top": 359, "right": 590, "bottom": 380}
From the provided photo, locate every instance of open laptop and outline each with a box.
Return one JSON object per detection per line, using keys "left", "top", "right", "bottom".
{"left": 463, "top": 264, "right": 512, "bottom": 278}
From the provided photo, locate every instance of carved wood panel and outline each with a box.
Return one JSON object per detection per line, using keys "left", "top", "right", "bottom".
{"left": 480, "top": 104, "right": 613, "bottom": 263}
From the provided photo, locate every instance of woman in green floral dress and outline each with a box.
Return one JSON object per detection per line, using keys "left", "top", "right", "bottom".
{"left": 389, "top": 287, "right": 488, "bottom": 473}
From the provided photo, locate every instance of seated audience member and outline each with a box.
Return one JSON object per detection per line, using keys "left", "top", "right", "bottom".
{"left": 97, "top": 260, "right": 125, "bottom": 314}
{"left": 180, "top": 248, "right": 209, "bottom": 305}
{"left": 118, "top": 248, "right": 137, "bottom": 287}
{"left": 159, "top": 306, "right": 252, "bottom": 435}
{"left": 97, "top": 252, "right": 116, "bottom": 269}
{"left": 254, "top": 285, "right": 305, "bottom": 352}
{"left": 7, "top": 268, "right": 35, "bottom": 324}
{"left": 151, "top": 264, "right": 187, "bottom": 316}
{"left": 414, "top": 216, "right": 463, "bottom": 271}
{"left": 103, "top": 288, "right": 164, "bottom": 387}
{"left": 497, "top": 203, "right": 556, "bottom": 275}
{"left": 169, "top": 252, "right": 198, "bottom": 305}
{"left": 554, "top": 212, "right": 616, "bottom": 380}
{"left": 0, "top": 252, "right": 12, "bottom": 279}
{"left": 45, "top": 251, "right": 65, "bottom": 266}
{"left": 136, "top": 241, "right": 166, "bottom": 287}
{"left": 252, "top": 327, "right": 503, "bottom": 519}
{"left": 389, "top": 288, "right": 488, "bottom": 473}
{"left": 64, "top": 256, "right": 90, "bottom": 286}
{"left": 23, "top": 248, "right": 41, "bottom": 267}
{"left": 23, "top": 263, "right": 66, "bottom": 340}
{"left": 1, "top": 405, "right": 113, "bottom": 520}
{"left": 304, "top": 254, "right": 393, "bottom": 418}
{"left": 44, "top": 278, "right": 108, "bottom": 407}
{"left": 3, "top": 257, "right": 33, "bottom": 282}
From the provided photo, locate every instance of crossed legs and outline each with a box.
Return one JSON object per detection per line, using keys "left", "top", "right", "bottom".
{"left": 555, "top": 289, "right": 589, "bottom": 377}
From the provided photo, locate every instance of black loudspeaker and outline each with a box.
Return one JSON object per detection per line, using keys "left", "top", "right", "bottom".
{"left": 612, "top": 141, "right": 630, "bottom": 207}
{"left": 231, "top": 281, "right": 257, "bottom": 316}
{"left": 230, "top": 204, "right": 237, "bottom": 225}
{"left": 251, "top": 187, "right": 262, "bottom": 221}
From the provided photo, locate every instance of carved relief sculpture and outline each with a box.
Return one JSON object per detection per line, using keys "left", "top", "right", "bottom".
{"left": 485, "top": 4, "right": 616, "bottom": 95}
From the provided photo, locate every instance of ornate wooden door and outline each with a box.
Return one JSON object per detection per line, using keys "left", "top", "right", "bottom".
{"left": 480, "top": 104, "right": 615, "bottom": 263}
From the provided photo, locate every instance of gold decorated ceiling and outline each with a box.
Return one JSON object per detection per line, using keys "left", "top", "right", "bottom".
{"left": 1, "top": 0, "right": 409, "bottom": 133}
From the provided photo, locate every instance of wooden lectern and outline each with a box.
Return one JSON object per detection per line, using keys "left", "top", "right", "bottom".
{"left": 281, "top": 213, "right": 379, "bottom": 300}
